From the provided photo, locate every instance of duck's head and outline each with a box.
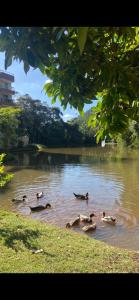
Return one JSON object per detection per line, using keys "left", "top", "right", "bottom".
{"left": 103, "top": 211, "right": 105, "bottom": 217}
{"left": 23, "top": 195, "right": 27, "bottom": 201}
{"left": 66, "top": 223, "right": 71, "bottom": 228}
{"left": 46, "top": 203, "right": 51, "bottom": 208}
{"left": 12, "top": 199, "right": 16, "bottom": 202}
{"left": 86, "top": 192, "right": 89, "bottom": 196}
{"left": 90, "top": 213, "right": 96, "bottom": 218}
{"left": 36, "top": 193, "right": 39, "bottom": 197}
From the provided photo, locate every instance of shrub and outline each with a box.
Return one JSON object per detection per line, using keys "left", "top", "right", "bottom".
{"left": 0, "top": 153, "right": 13, "bottom": 188}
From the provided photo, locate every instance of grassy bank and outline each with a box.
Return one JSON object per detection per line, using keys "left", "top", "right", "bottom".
{"left": 0, "top": 209, "right": 139, "bottom": 273}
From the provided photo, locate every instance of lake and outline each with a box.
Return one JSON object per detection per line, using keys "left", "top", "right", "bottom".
{"left": 1, "top": 145, "right": 139, "bottom": 251}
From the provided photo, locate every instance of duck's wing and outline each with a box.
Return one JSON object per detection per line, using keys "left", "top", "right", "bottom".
{"left": 13, "top": 199, "right": 23, "bottom": 203}
{"left": 80, "top": 215, "right": 89, "bottom": 221}
{"left": 74, "top": 193, "right": 81, "bottom": 198}
{"left": 73, "top": 193, "right": 84, "bottom": 198}
{"left": 107, "top": 215, "right": 115, "bottom": 220}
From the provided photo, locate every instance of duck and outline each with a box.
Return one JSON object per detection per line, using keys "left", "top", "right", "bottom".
{"left": 12, "top": 195, "right": 27, "bottom": 203}
{"left": 101, "top": 211, "right": 116, "bottom": 225}
{"left": 82, "top": 223, "right": 96, "bottom": 232}
{"left": 36, "top": 192, "right": 44, "bottom": 199}
{"left": 66, "top": 216, "right": 80, "bottom": 228}
{"left": 79, "top": 213, "right": 96, "bottom": 223}
{"left": 29, "top": 203, "right": 51, "bottom": 212}
{"left": 73, "top": 192, "right": 89, "bottom": 200}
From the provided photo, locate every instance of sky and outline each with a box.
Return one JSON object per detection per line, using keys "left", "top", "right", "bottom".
{"left": 0, "top": 52, "right": 94, "bottom": 122}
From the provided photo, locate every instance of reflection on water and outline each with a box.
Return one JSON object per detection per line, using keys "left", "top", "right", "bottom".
{"left": 1, "top": 145, "right": 139, "bottom": 250}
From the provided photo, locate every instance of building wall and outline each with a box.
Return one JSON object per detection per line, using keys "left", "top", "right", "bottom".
{"left": 0, "top": 79, "right": 12, "bottom": 90}
{"left": 0, "top": 72, "right": 15, "bottom": 105}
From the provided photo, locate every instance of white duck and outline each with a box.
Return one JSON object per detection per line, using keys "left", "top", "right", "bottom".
{"left": 36, "top": 192, "right": 44, "bottom": 199}
{"left": 101, "top": 211, "right": 116, "bottom": 225}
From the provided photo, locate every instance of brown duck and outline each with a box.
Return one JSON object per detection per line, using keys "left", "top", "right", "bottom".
{"left": 79, "top": 213, "right": 96, "bottom": 223}
{"left": 82, "top": 223, "right": 96, "bottom": 232}
{"left": 66, "top": 217, "right": 80, "bottom": 228}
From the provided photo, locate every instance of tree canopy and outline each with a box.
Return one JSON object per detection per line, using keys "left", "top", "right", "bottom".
{"left": 1, "top": 27, "right": 139, "bottom": 141}
{"left": 15, "top": 95, "right": 96, "bottom": 146}
{"left": 0, "top": 106, "right": 21, "bottom": 150}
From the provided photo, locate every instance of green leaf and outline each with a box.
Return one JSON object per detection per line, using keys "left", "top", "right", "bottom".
{"left": 24, "top": 62, "right": 30, "bottom": 74}
{"left": 43, "top": 82, "right": 53, "bottom": 96}
{"left": 96, "top": 130, "right": 103, "bottom": 143}
{"left": 26, "top": 50, "right": 37, "bottom": 68}
{"left": 78, "top": 109, "right": 84, "bottom": 117}
{"left": 56, "top": 28, "right": 65, "bottom": 41}
{"left": 88, "top": 115, "right": 96, "bottom": 127}
{"left": 78, "top": 27, "right": 89, "bottom": 54}
{"left": 51, "top": 97, "right": 56, "bottom": 104}
{"left": 5, "top": 52, "right": 12, "bottom": 69}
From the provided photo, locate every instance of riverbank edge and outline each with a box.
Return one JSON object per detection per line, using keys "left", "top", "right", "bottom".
{"left": 0, "top": 209, "right": 139, "bottom": 273}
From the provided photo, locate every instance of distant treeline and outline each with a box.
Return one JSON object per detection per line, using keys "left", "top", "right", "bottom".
{"left": 0, "top": 95, "right": 97, "bottom": 150}
{"left": 1, "top": 94, "right": 139, "bottom": 151}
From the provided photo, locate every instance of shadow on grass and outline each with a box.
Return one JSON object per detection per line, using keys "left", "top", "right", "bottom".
{"left": 0, "top": 226, "right": 57, "bottom": 257}
{"left": 0, "top": 226, "right": 41, "bottom": 251}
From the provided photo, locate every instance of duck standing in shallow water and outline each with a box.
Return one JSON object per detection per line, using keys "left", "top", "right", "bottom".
{"left": 29, "top": 203, "right": 51, "bottom": 212}
{"left": 82, "top": 223, "right": 96, "bottom": 232}
{"left": 12, "top": 195, "right": 27, "bottom": 203}
{"left": 73, "top": 192, "right": 89, "bottom": 200}
{"left": 36, "top": 192, "right": 44, "bottom": 199}
{"left": 101, "top": 211, "right": 116, "bottom": 225}
{"left": 66, "top": 217, "right": 80, "bottom": 228}
{"left": 79, "top": 213, "right": 96, "bottom": 223}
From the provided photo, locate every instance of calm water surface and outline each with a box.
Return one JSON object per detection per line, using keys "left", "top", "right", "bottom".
{"left": 1, "top": 145, "right": 139, "bottom": 251}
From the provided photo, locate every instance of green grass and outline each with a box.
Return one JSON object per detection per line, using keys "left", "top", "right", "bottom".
{"left": 0, "top": 209, "right": 139, "bottom": 273}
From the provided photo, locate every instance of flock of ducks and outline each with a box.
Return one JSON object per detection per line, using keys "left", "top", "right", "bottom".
{"left": 66, "top": 211, "right": 116, "bottom": 232}
{"left": 11, "top": 191, "right": 117, "bottom": 232}
{"left": 66, "top": 192, "right": 117, "bottom": 232}
{"left": 12, "top": 192, "right": 51, "bottom": 213}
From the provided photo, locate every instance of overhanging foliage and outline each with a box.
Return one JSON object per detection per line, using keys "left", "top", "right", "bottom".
{"left": 1, "top": 27, "right": 139, "bottom": 141}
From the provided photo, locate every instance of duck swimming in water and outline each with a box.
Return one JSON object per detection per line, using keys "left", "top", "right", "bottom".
{"left": 36, "top": 192, "right": 44, "bottom": 199}
{"left": 101, "top": 211, "right": 116, "bottom": 225}
{"left": 73, "top": 192, "right": 89, "bottom": 200}
{"left": 82, "top": 223, "right": 96, "bottom": 232}
{"left": 78, "top": 213, "right": 96, "bottom": 223}
{"left": 66, "top": 217, "right": 80, "bottom": 228}
{"left": 29, "top": 203, "right": 51, "bottom": 212}
{"left": 12, "top": 195, "right": 27, "bottom": 203}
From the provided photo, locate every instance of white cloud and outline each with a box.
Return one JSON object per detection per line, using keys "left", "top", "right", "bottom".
{"left": 45, "top": 79, "right": 53, "bottom": 84}
{"left": 62, "top": 113, "right": 74, "bottom": 122}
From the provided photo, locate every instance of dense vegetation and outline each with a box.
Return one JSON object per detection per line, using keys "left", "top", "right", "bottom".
{"left": 116, "top": 120, "right": 139, "bottom": 147}
{"left": 69, "top": 109, "right": 97, "bottom": 145}
{"left": 1, "top": 27, "right": 139, "bottom": 141}
{"left": 0, "top": 154, "right": 13, "bottom": 187}
{"left": 0, "top": 106, "right": 21, "bottom": 150}
{"left": 0, "top": 95, "right": 97, "bottom": 151}
{"left": 15, "top": 95, "right": 97, "bottom": 147}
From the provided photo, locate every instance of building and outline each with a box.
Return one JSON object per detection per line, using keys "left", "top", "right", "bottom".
{"left": 0, "top": 70, "right": 15, "bottom": 106}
